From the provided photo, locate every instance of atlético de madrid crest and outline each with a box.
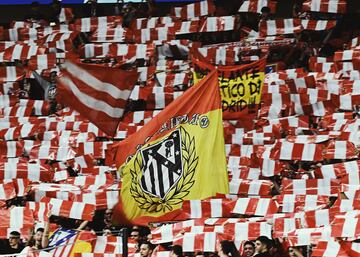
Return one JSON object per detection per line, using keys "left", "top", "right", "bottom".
{"left": 130, "top": 127, "right": 199, "bottom": 213}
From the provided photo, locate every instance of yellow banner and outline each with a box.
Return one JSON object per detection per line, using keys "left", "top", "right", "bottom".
{"left": 193, "top": 58, "right": 266, "bottom": 119}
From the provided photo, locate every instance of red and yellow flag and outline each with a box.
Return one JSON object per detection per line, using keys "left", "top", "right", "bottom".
{"left": 110, "top": 70, "right": 228, "bottom": 223}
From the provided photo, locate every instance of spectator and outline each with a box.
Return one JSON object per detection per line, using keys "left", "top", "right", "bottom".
{"left": 242, "top": 241, "right": 255, "bottom": 257}
{"left": 19, "top": 78, "right": 31, "bottom": 99}
{"left": 254, "top": 236, "right": 273, "bottom": 257}
{"left": 104, "top": 209, "right": 113, "bottom": 228}
{"left": 170, "top": 245, "right": 183, "bottom": 257}
{"left": 0, "top": 231, "right": 25, "bottom": 254}
{"left": 218, "top": 240, "right": 241, "bottom": 257}
{"left": 48, "top": 0, "right": 61, "bottom": 23}
{"left": 130, "top": 227, "right": 141, "bottom": 242}
{"left": 87, "top": 0, "right": 98, "bottom": 17}
{"left": 260, "top": 7, "right": 271, "bottom": 21}
{"left": 288, "top": 247, "right": 305, "bottom": 257}
{"left": 139, "top": 241, "right": 155, "bottom": 257}
{"left": 122, "top": 3, "right": 136, "bottom": 28}
{"left": 32, "top": 70, "right": 57, "bottom": 101}
{"left": 26, "top": 227, "right": 44, "bottom": 250}
{"left": 25, "top": 1, "right": 47, "bottom": 22}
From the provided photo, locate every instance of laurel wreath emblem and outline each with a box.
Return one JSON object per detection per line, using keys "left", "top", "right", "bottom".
{"left": 129, "top": 127, "right": 198, "bottom": 213}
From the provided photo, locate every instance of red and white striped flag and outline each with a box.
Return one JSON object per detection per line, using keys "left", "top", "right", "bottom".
{"left": 41, "top": 198, "right": 96, "bottom": 221}
{"left": 91, "top": 236, "right": 123, "bottom": 253}
{"left": 281, "top": 178, "right": 340, "bottom": 196}
{"left": 301, "top": 20, "right": 337, "bottom": 31}
{"left": 0, "top": 66, "right": 25, "bottom": 83}
{"left": 270, "top": 141, "right": 324, "bottom": 161}
{"left": 238, "top": 0, "right": 277, "bottom": 13}
{"left": 287, "top": 227, "right": 332, "bottom": 246}
{"left": 276, "top": 194, "right": 329, "bottom": 213}
{"left": 302, "top": 0, "right": 347, "bottom": 14}
{"left": 259, "top": 19, "right": 302, "bottom": 36}
{"left": 0, "top": 207, "right": 35, "bottom": 229}
{"left": 73, "top": 16, "right": 122, "bottom": 33}
{"left": 171, "top": 0, "right": 216, "bottom": 20}
{"left": 331, "top": 217, "right": 360, "bottom": 238}
{"left": 56, "top": 60, "right": 138, "bottom": 136}
{"left": 59, "top": 8, "right": 74, "bottom": 24}
{"left": 232, "top": 197, "right": 279, "bottom": 216}
{"left": 312, "top": 240, "right": 349, "bottom": 257}
{"left": 199, "top": 16, "right": 235, "bottom": 32}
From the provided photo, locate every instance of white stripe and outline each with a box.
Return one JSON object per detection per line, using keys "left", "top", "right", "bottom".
{"left": 85, "top": 44, "right": 95, "bottom": 58}
{"left": 0, "top": 185, "right": 6, "bottom": 199}
{"left": 317, "top": 179, "right": 331, "bottom": 195}
{"left": 134, "top": 44, "right": 146, "bottom": 59}
{"left": 59, "top": 76, "right": 125, "bottom": 118}
{"left": 50, "top": 199, "right": 62, "bottom": 216}
{"left": 334, "top": 141, "right": 346, "bottom": 159}
{"left": 62, "top": 61, "right": 132, "bottom": 99}
{"left": 303, "top": 144, "right": 316, "bottom": 161}
{"left": 260, "top": 222, "right": 272, "bottom": 237}
{"left": 328, "top": 0, "right": 338, "bottom": 13}
{"left": 81, "top": 18, "right": 91, "bottom": 32}
{"left": 7, "top": 142, "right": 17, "bottom": 158}
{"left": 235, "top": 223, "right": 249, "bottom": 241}
{"left": 187, "top": 4, "right": 195, "bottom": 19}
{"left": 93, "top": 236, "right": 107, "bottom": 253}
{"left": 282, "top": 194, "right": 295, "bottom": 212}
{"left": 190, "top": 200, "right": 202, "bottom": 218}
{"left": 248, "top": 180, "right": 262, "bottom": 195}
{"left": 342, "top": 218, "right": 357, "bottom": 237}
{"left": 182, "top": 234, "right": 195, "bottom": 252}
{"left": 323, "top": 241, "right": 340, "bottom": 257}
{"left": 238, "top": 1, "right": 250, "bottom": 12}
{"left": 311, "top": 0, "right": 321, "bottom": 12}
{"left": 234, "top": 198, "right": 250, "bottom": 214}
{"left": 203, "top": 233, "right": 216, "bottom": 252}
{"left": 315, "top": 209, "right": 330, "bottom": 226}
{"left": 210, "top": 199, "right": 222, "bottom": 217}
{"left": 10, "top": 207, "right": 23, "bottom": 227}
{"left": 255, "top": 198, "right": 269, "bottom": 216}
{"left": 280, "top": 142, "right": 294, "bottom": 160}
{"left": 267, "top": 20, "right": 277, "bottom": 36}
{"left": 315, "top": 20, "right": 327, "bottom": 30}
{"left": 200, "top": 0, "right": 209, "bottom": 16}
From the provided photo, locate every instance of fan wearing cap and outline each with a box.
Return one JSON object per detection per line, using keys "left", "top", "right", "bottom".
{"left": 0, "top": 231, "right": 25, "bottom": 254}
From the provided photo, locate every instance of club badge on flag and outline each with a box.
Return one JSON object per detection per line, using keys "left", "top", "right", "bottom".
{"left": 48, "top": 228, "right": 92, "bottom": 257}
{"left": 109, "top": 70, "right": 229, "bottom": 223}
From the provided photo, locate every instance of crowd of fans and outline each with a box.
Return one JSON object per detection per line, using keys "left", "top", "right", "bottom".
{"left": 0, "top": 0, "right": 359, "bottom": 256}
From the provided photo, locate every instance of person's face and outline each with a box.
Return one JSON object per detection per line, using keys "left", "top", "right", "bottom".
{"left": 104, "top": 210, "right": 112, "bottom": 221}
{"left": 8, "top": 236, "right": 20, "bottom": 247}
{"left": 288, "top": 247, "right": 296, "bottom": 257}
{"left": 255, "top": 240, "right": 266, "bottom": 253}
{"left": 139, "top": 244, "right": 152, "bottom": 257}
{"left": 34, "top": 231, "right": 43, "bottom": 243}
{"left": 24, "top": 81, "right": 30, "bottom": 91}
{"left": 243, "top": 244, "right": 255, "bottom": 257}
{"left": 130, "top": 231, "right": 140, "bottom": 241}
{"left": 261, "top": 12, "right": 269, "bottom": 19}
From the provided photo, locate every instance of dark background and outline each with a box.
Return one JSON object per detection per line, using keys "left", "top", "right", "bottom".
{"left": 0, "top": 0, "right": 359, "bottom": 26}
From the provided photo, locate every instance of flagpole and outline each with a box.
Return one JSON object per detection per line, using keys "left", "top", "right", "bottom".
{"left": 120, "top": 227, "right": 128, "bottom": 257}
